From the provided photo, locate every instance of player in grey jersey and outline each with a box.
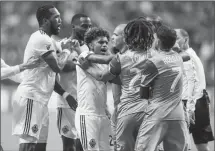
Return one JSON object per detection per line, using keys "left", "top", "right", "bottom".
{"left": 135, "top": 25, "right": 188, "bottom": 151}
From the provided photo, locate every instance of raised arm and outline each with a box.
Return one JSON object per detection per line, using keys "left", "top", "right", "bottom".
{"left": 41, "top": 40, "right": 72, "bottom": 73}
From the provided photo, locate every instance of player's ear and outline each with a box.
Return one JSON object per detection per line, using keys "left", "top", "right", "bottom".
{"left": 88, "top": 43, "right": 93, "bottom": 51}
{"left": 43, "top": 18, "right": 49, "bottom": 26}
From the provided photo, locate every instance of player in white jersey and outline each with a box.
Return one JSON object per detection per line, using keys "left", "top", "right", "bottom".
{"left": 78, "top": 18, "right": 154, "bottom": 151}
{"left": 12, "top": 5, "right": 77, "bottom": 151}
{"left": 75, "top": 27, "right": 112, "bottom": 151}
{"left": 1, "top": 58, "right": 41, "bottom": 82}
{"left": 79, "top": 24, "right": 128, "bottom": 150}
{"left": 53, "top": 14, "right": 92, "bottom": 151}
{"left": 175, "top": 29, "right": 214, "bottom": 151}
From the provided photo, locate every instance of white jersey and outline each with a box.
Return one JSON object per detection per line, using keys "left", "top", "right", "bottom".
{"left": 182, "top": 60, "right": 197, "bottom": 100}
{"left": 76, "top": 63, "right": 108, "bottom": 116}
{"left": 186, "top": 48, "right": 206, "bottom": 98}
{"left": 1, "top": 58, "right": 22, "bottom": 82}
{"left": 15, "top": 30, "right": 57, "bottom": 105}
{"left": 182, "top": 57, "right": 202, "bottom": 112}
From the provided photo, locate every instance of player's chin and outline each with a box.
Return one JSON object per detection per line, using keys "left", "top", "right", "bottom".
{"left": 52, "top": 29, "right": 60, "bottom": 35}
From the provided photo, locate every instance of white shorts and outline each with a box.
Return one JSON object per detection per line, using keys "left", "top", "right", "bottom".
{"left": 75, "top": 112, "right": 112, "bottom": 151}
{"left": 57, "top": 107, "right": 77, "bottom": 139}
{"left": 12, "top": 97, "right": 49, "bottom": 141}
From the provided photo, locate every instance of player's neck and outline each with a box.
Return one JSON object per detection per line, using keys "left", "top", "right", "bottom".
{"left": 120, "top": 45, "right": 128, "bottom": 54}
{"left": 39, "top": 27, "right": 52, "bottom": 37}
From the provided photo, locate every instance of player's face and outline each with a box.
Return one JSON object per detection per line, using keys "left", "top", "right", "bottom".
{"left": 175, "top": 30, "right": 187, "bottom": 51}
{"left": 111, "top": 27, "right": 124, "bottom": 50}
{"left": 48, "top": 8, "right": 62, "bottom": 35}
{"left": 91, "top": 36, "right": 109, "bottom": 55}
{"left": 79, "top": 17, "right": 92, "bottom": 31}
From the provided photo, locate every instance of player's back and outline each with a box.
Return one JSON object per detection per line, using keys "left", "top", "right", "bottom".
{"left": 76, "top": 63, "right": 107, "bottom": 116}
{"left": 117, "top": 50, "right": 150, "bottom": 118}
{"left": 16, "top": 30, "right": 56, "bottom": 105}
{"left": 142, "top": 50, "right": 185, "bottom": 121}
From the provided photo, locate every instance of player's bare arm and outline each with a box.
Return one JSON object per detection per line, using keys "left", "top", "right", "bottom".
{"left": 41, "top": 40, "right": 72, "bottom": 73}
{"left": 87, "top": 53, "right": 114, "bottom": 64}
{"left": 91, "top": 55, "right": 121, "bottom": 84}
{"left": 54, "top": 80, "right": 77, "bottom": 111}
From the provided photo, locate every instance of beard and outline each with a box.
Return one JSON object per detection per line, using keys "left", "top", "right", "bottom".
{"left": 72, "top": 26, "right": 87, "bottom": 42}
{"left": 50, "top": 24, "right": 60, "bottom": 35}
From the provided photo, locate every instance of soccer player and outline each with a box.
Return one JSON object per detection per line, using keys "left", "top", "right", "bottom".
{"left": 12, "top": 5, "right": 77, "bottom": 151}
{"left": 175, "top": 29, "right": 214, "bottom": 151}
{"left": 54, "top": 13, "right": 92, "bottom": 151}
{"left": 1, "top": 57, "right": 41, "bottom": 81}
{"left": 80, "top": 18, "right": 155, "bottom": 151}
{"left": 70, "top": 13, "right": 92, "bottom": 46}
{"left": 75, "top": 27, "right": 112, "bottom": 151}
{"left": 134, "top": 25, "right": 188, "bottom": 151}
{"left": 72, "top": 24, "right": 127, "bottom": 151}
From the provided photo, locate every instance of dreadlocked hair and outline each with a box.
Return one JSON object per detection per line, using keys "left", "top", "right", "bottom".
{"left": 84, "top": 27, "right": 110, "bottom": 45}
{"left": 124, "top": 18, "right": 154, "bottom": 52}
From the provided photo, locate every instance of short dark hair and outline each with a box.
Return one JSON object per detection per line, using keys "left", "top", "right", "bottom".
{"left": 156, "top": 25, "right": 177, "bottom": 50}
{"left": 124, "top": 17, "right": 154, "bottom": 51}
{"left": 84, "top": 27, "right": 110, "bottom": 45}
{"left": 36, "top": 5, "right": 55, "bottom": 26}
{"left": 71, "top": 13, "right": 88, "bottom": 25}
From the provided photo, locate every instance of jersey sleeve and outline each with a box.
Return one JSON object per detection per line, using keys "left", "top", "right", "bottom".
{"left": 32, "top": 35, "right": 54, "bottom": 57}
{"left": 140, "top": 59, "right": 159, "bottom": 87}
{"left": 109, "top": 54, "right": 121, "bottom": 76}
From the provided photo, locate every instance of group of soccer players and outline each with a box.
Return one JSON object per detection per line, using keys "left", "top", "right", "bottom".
{"left": 1, "top": 4, "right": 214, "bottom": 151}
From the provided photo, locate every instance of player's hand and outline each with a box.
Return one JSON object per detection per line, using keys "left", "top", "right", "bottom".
{"left": 105, "top": 109, "right": 111, "bottom": 120}
{"left": 65, "top": 95, "right": 78, "bottom": 111}
{"left": 78, "top": 56, "right": 90, "bottom": 69}
{"left": 24, "top": 57, "right": 42, "bottom": 69}
{"left": 70, "top": 39, "right": 82, "bottom": 55}
{"left": 61, "top": 38, "right": 72, "bottom": 51}
{"left": 188, "top": 110, "right": 195, "bottom": 125}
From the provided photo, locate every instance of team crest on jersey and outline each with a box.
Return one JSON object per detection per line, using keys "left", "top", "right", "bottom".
{"left": 46, "top": 44, "right": 51, "bottom": 50}
{"left": 62, "top": 125, "right": 69, "bottom": 134}
{"left": 89, "top": 139, "right": 96, "bottom": 148}
{"left": 32, "top": 124, "right": 38, "bottom": 133}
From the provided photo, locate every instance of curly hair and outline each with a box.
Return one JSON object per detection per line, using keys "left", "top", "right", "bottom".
{"left": 124, "top": 18, "right": 154, "bottom": 52}
{"left": 84, "top": 27, "right": 110, "bottom": 45}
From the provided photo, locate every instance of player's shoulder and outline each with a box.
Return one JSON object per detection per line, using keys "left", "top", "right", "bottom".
{"left": 118, "top": 50, "right": 135, "bottom": 64}
{"left": 30, "top": 30, "right": 52, "bottom": 45}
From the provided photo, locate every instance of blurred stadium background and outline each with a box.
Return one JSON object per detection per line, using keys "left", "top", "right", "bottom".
{"left": 1, "top": 1, "right": 214, "bottom": 151}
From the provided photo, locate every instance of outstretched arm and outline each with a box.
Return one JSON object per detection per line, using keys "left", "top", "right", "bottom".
{"left": 1, "top": 57, "right": 41, "bottom": 82}
{"left": 42, "top": 39, "right": 73, "bottom": 73}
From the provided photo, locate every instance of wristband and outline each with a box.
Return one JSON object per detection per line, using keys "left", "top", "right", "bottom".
{"left": 62, "top": 92, "right": 70, "bottom": 99}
